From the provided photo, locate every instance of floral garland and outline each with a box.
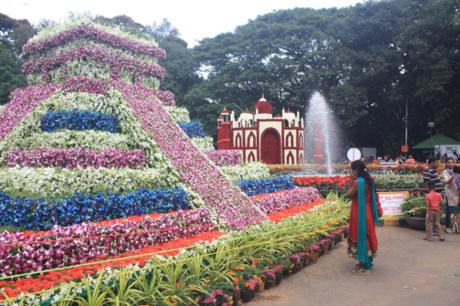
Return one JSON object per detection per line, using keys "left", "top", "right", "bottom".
{"left": 4, "top": 148, "right": 147, "bottom": 168}
{"left": 0, "top": 187, "right": 190, "bottom": 230}
{"left": 0, "top": 208, "right": 213, "bottom": 276}
{"left": 115, "top": 81, "right": 266, "bottom": 229}
{"left": 23, "top": 23, "right": 165, "bottom": 59}
{"left": 40, "top": 109, "right": 121, "bottom": 133}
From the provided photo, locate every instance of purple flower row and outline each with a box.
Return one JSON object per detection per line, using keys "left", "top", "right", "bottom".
{"left": 23, "top": 23, "right": 166, "bottom": 59}
{"left": 4, "top": 148, "right": 148, "bottom": 168}
{"left": 251, "top": 187, "right": 320, "bottom": 214}
{"left": 0, "top": 208, "right": 213, "bottom": 276}
{"left": 114, "top": 81, "right": 266, "bottom": 230}
{"left": 62, "top": 76, "right": 176, "bottom": 106}
{"left": 205, "top": 150, "right": 242, "bottom": 167}
{"left": 0, "top": 84, "right": 58, "bottom": 142}
{"left": 62, "top": 76, "right": 109, "bottom": 95}
{"left": 22, "top": 45, "right": 165, "bottom": 79}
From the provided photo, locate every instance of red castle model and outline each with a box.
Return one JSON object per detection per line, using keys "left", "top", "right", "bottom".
{"left": 217, "top": 97, "right": 304, "bottom": 164}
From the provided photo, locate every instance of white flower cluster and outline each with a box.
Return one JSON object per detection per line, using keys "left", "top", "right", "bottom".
{"left": 165, "top": 106, "right": 191, "bottom": 123}
{"left": 191, "top": 136, "right": 214, "bottom": 151}
{"left": 220, "top": 162, "right": 271, "bottom": 182}
{"left": 0, "top": 166, "right": 180, "bottom": 198}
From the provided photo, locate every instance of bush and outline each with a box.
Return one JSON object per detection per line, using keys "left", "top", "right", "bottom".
{"left": 401, "top": 196, "right": 426, "bottom": 217}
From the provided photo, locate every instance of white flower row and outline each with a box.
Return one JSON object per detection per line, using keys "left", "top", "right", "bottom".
{"left": 0, "top": 166, "right": 180, "bottom": 199}
{"left": 220, "top": 162, "right": 271, "bottom": 182}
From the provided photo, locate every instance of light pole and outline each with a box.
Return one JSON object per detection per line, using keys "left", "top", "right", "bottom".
{"left": 428, "top": 121, "right": 435, "bottom": 157}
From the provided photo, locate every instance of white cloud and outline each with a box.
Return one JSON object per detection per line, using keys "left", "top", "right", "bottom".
{"left": 2, "top": 0, "right": 362, "bottom": 46}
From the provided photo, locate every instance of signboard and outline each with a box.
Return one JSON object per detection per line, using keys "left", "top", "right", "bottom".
{"left": 347, "top": 148, "right": 361, "bottom": 162}
{"left": 377, "top": 191, "right": 409, "bottom": 216}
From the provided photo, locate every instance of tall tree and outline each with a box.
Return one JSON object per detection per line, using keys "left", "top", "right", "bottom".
{"left": 0, "top": 13, "right": 35, "bottom": 104}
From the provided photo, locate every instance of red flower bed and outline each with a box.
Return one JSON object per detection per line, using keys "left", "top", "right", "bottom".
{"left": 267, "top": 199, "right": 324, "bottom": 223}
{"left": 294, "top": 176, "right": 350, "bottom": 189}
{"left": 0, "top": 231, "right": 223, "bottom": 299}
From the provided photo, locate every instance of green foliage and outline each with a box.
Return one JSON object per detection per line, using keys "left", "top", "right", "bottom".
{"left": 401, "top": 196, "right": 426, "bottom": 217}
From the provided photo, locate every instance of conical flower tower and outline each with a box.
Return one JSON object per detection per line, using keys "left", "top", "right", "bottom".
{"left": 0, "top": 19, "right": 266, "bottom": 236}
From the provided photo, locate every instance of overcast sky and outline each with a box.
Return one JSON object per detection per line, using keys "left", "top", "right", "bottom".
{"left": 3, "top": 0, "right": 362, "bottom": 46}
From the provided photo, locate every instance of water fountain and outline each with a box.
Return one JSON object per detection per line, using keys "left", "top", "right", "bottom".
{"left": 304, "top": 91, "right": 341, "bottom": 175}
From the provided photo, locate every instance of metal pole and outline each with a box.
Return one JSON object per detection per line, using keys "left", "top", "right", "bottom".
{"left": 405, "top": 96, "right": 408, "bottom": 146}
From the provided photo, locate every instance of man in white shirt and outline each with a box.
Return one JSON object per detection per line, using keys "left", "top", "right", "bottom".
{"left": 443, "top": 159, "right": 459, "bottom": 233}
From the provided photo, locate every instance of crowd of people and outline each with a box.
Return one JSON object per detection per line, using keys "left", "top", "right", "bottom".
{"left": 423, "top": 157, "right": 460, "bottom": 237}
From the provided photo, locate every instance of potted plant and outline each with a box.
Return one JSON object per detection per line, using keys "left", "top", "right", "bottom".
{"left": 401, "top": 196, "right": 426, "bottom": 230}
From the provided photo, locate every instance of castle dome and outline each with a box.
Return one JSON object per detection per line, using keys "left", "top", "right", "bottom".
{"left": 254, "top": 97, "right": 272, "bottom": 114}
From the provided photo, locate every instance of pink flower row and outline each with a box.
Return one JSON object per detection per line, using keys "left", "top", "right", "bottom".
{"left": 115, "top": 81, "right": 266, "bottom": 230}
{"left": 0, "top": 209, "right": 213, "bottom": 276}
{"left": 22, "top": 45, "right": 165, "bottom": 79}
{"left": 62, "top": 76, "right": 109, "bottom": 95}
{"left": 205, "top": 150, "right": 241, "bottom": 167}
{"left": 251, "top": 187, "right": 320, "bottom": 214}
{"left": 62, "top": 76, "right": 176, "bottom": 106}
{"left": 0, "top": 84, "right": 58, "bottom": 142}
{"left": 23, "top": 23, "right": 166, "bottom": 59}
{"left": 4, "top": 148, "right": 148, "bottom": 169}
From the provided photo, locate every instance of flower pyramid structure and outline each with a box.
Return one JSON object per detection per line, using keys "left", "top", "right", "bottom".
{"left": 0, "top": 20, "right": 266, "bottom": 232}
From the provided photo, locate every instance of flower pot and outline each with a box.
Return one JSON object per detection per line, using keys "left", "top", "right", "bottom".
{"left": 241, "top": 289, "right": 255, "bottom": 302}
{"left": 406, "top": 216, "right": 425, "bottom": 230}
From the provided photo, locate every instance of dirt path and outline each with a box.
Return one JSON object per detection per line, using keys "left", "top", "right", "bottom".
{"left": 250, "top": 226, "right": 460, "bottom": 306}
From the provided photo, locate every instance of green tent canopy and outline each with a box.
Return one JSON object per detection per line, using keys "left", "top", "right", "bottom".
{"left": 412, "top": 134, "right": 460, "bottom": 150}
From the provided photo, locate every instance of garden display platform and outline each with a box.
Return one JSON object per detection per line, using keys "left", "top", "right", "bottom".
{"left": 0, "top": 19, "right": 351, "bottom": 305}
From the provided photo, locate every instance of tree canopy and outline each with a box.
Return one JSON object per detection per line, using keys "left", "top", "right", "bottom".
{"left": 1, "top": 0, "right": 459, "bottom": 154}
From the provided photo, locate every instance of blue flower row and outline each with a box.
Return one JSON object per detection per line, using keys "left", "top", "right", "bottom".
{"left": 40, "top": 109, "right": 122, "bottom": 133}
{"left": 178, "top": 122, "right": 205, "bottom": 138}
{"left": 238, "top": 176, "right": 295, "bottom": 196}
{"left": 0, "top": 188, "right": 190, "bottom": 230}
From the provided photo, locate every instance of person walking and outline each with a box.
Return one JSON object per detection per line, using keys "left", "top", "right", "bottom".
{"left": 443, "top": 159, "right": 459, "bottom": 233}
{"left": 424, "top": 181, "right": 445, "bottom": 241}
{"left": 346, "top": 160, "right": 383, "bottom": 274}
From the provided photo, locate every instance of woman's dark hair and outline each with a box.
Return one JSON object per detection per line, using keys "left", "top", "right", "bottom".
{"left": 351, "top": 160, "right": 375, "bottom": 190}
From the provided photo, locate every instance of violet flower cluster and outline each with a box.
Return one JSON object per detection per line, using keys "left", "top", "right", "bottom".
{"left": 0, "top": 188, "right": 190, "bottom": 230}
{"left": 251, "top": 187, "right": 320, "bottom": 214}
{"left": 62, "top": 76, "right": 108, "bottom": 95}
{"left": 40, "top": 109, "right": 121, "bottom": 133}
{"left": 114, "top": 81, "right": 266, "bottom": 230}
{"left": 205, "top": 150, "right": 242, "bottom": 167}
{"left": 23, "top": 23, "right": 166, "bottom": 59}
{"left": 4, "top": 148, "right": 147, "bottom": 168}
{"left": 22, "top": 45, "right": 165, "bottom": 79}
{"left": 0, "top": 84, "right": 58, "bottom": 141}
{"left": 0, "top": 208, "right": 212, "bottom": 275}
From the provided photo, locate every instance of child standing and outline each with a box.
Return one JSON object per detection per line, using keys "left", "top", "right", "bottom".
{"left": 424, "top": 181, "right": 445, "bottom": 241}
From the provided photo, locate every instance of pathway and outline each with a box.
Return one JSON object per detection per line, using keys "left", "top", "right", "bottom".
{"left": 250, "top": 226, "right": 460, "bottom": 306}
